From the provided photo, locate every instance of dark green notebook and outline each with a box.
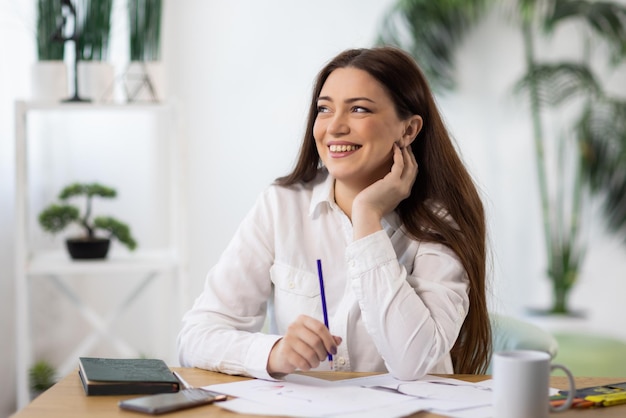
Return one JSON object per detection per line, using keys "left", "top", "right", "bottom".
{"left": 78, "top": 357, "right": 180, "bottom": 396}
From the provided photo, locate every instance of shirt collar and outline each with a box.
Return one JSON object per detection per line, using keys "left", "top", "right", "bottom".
{"left": 308, "top": 170, "right": 403, "bottom": 232}
{"left": 309, "top": 169, "right": 335, "bottom": 218}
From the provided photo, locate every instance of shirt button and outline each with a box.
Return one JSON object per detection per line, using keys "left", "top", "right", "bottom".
{"left": 349, "top": 260, "right": 356, "bottom": 269}
{"left": 337, "top": 357, "right": 346, "bottom": 366}
{"left": 288, "top": 281, "right": 295, "bottom": 289}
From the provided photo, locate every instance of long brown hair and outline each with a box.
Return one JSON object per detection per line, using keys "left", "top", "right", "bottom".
{"left": 276, "top": 47, "right": 491, "bottom": 374}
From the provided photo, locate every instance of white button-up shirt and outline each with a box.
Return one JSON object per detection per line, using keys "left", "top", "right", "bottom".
{"left": 178, "top": 169, "right": 469, "bottom": 381}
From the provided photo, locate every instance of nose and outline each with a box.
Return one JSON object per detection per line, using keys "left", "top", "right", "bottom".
{"left": 327, "top": 112, "right": 349, "bottom": 136}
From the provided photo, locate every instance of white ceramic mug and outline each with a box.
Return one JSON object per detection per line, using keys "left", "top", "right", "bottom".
{"left": 493, "top": 350, "right": 575, "bottom": 418}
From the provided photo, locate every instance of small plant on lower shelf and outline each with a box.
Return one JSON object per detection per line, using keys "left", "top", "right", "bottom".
{"left": 29, "top": 360, "right": 57, "bottom": 398}
{"left": 38, "top": 182, "right": 138, "bottom": 259}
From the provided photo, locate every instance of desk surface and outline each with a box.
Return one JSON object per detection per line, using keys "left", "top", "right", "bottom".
{"left": 11, "top": 367, "right": 626, "bottom": 418}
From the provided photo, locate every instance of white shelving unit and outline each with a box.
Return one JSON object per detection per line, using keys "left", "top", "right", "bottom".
{"left": 14, "top": 101, "right": 188, "bottom": 409}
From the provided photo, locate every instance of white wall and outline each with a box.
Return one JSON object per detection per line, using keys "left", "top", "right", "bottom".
{"left": 162, "top": 0, "right": 402, "bottom": 310}
{"left": 2, "top": 0, "right": 626, "bottom": 416}
{"left": 1, "top": 2, "right": 33, "bottom": 417}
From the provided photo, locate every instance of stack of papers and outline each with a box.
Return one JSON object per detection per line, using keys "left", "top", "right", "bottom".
{"left": 204, "top": 373, "right": 499, "bottom": 417}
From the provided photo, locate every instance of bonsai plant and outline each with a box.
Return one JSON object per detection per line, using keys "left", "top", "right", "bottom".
{"left": 378, "top": 0, "right": 626, "bottom": 315}
{"left": 38, "top": 182, "right": 137, "bottom": 259}
{"left": 29, "top": 359, "right": 57, "bottom": 399}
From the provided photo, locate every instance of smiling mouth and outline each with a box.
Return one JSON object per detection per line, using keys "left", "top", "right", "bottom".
{"left": 329, "top": 144, "right": 361, "bottom": 152}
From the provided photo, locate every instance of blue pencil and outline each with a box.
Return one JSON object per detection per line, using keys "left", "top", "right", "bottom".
{"left": 316, "top": 259, "right": 334, "bottom": 370}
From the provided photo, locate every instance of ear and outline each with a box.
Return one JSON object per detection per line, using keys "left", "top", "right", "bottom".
{"left": 399, "top": 115, "right": 423, "bottom": 147}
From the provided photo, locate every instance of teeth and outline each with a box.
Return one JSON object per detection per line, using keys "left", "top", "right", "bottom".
{"left": 329, "top": 144, "right": 360, "bottom": 152}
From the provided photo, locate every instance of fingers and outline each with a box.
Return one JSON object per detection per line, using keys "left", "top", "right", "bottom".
{"left": 286, "top": 316, "right": 334, "bottom": 363}
{"left": 390, "top": 143, "right": 417, "bottom": 197}
{"left": 400, "top": 144, "right": 418, "bottom": 182}
{"left": 267, "top": 315, "right": 340, "bottom": 375}
{"left": 390, "top": 143, "right": 405, "bottom": 177}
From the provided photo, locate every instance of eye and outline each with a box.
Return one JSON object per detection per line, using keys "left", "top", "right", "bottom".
{"left": 352, "top": 106, "right": 371, "bottom": 113}
{"left": 317, "top": 105, "right": 331, "bottom": 114}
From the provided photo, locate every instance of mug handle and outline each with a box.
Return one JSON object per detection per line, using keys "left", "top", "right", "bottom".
{"left": 549, "top": 363, "right": 576, "bottom": 412}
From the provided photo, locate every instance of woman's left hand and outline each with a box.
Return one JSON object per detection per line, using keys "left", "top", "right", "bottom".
{"left": 352, "top": 143, "right": 418, "bottom": 240}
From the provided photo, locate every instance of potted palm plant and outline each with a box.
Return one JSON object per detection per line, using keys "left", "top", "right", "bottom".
{"left": 75, "top": 0, "right": 115, "bottom": 102}
{"left": 378, "top": 0, "right": 626, "bottom": 315}
{"left": 32, "top": 0, "right": 68, "bottom": 101}
{"left": 38, "top": 182, "right": 137, "bottom": 259}
{"left": 125, "top": 0, "right": 164, "bottom": 101}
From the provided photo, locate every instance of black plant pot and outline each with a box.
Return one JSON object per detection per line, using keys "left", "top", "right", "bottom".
{"left": 65, "top": 238, "right": 111, "bottom": 260}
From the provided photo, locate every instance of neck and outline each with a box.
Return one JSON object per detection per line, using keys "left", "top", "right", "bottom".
{"left": 333, "top": 180, "right": 362, "bottom": 220}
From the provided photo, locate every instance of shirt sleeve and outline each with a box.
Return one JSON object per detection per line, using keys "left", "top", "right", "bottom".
{"left": 346, "top": 230, "right": 469, "bottom": 381}
{"left": 177, "top": 190, "right": 282, "bottom": 380}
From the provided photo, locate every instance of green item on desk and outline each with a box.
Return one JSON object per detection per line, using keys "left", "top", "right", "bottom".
{"left": 560, "top": 381, "right": 626, "bottom": 398}
{"left": 78, "top": 357, "right": 180, "bottom": 396}
{"left": 556, "top": 381, "right": 626, "bottom": 408}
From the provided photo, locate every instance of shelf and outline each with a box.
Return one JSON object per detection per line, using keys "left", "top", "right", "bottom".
{"left": 16, "top": 101, "right": 172, "bottom": 111}
{"left": 14, "top": 100, "right": 188, "bottom": 409}
{"left": 26, "top": 250, "right": 179, "bottom": 276}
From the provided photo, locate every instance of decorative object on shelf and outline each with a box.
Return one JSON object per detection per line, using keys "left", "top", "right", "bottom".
{"left": 29, "top": 359, "right": 57, "bottom": 399}
{"left": 32, "top": 0, "right": 68, "bottom": 101}
{"left": 50, "top": 0, "right": 90, "bottom": 102}
{"left": 38, "top": 182, "right": 138, "bottom": 260}
{"left": 75, "top": 0, "right": 115, "bottom": 102}
{"left": 378, "top": 0, "right": 626, "bottom": 316}
{"left": 124, "top": 0, "right": 164, "bottom": 102}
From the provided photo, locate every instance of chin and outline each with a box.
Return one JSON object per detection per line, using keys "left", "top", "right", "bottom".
{"left": 326, "top": 169, "right": 369, "bottom": 187}
{"left": 325, "top": 166, "right": 353, "bottom": 180}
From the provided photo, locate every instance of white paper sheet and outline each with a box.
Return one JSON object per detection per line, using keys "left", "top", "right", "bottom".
{"left": 205, "top": 377, "right": 420, "bottom": 417}
{"left": 217, "top": 397, "right": 431, "bottom": 418}
{"left": 204, "top": 373, "right": 556, "bottom": 418}
{"left": 330, "top": 373, "right": 492, "bottom": 412}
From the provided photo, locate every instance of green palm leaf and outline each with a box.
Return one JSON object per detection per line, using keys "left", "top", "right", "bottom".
{"left": 578, "top": 99, "right": 626, "bottom": 235}
{"left": 129, "top": 0, "right": 163, "bottom": 61}
{"left": 36, "top": 0, "right": 65, "bottom": 60}
{"left": 76, "top": 0, "right": 114, "bottom": 61}
{"left": 545, "top": 0, "right": 626, "bottom": 62}
{"left": 377, "top": 0, "right": 493, "bottom": 91}
{"left": 515, "top": 62, "right": 601, "bottom": 106}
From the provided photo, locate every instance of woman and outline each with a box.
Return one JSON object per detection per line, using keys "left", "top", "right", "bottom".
{"left": 178, "top": 46, "right": 491, "bottom": 380}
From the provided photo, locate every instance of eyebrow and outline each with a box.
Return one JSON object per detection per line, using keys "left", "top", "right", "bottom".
{"left": 317, "top": 96, "right": 376, "bottom": 104}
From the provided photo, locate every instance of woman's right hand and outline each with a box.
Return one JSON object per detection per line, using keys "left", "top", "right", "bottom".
{"left": 267, "top": 314, "right": 342, "bottom": 376}
{"left": 352, "top": 143, "right": 418, "bottom": 240}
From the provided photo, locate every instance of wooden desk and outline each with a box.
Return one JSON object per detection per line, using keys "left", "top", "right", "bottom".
{"left": 10, "top": 368, "right": 626, "bottom": 418}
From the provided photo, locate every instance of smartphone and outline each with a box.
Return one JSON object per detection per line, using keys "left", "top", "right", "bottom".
{"left": 118, "top": 388, "right": 227, "bottom": 415}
